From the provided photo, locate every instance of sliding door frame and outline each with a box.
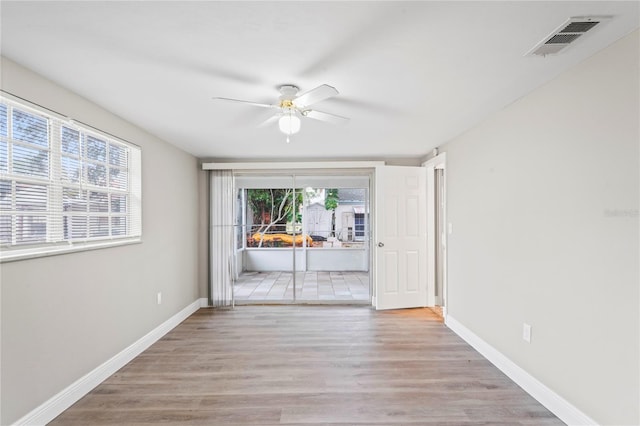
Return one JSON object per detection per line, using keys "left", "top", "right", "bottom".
{"left": 218, "top": 165, "right": 376, "bottom": 305}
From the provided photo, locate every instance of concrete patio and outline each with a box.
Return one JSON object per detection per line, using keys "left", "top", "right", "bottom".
{"left": 234, "top": 271, "right": 370, "bottom": 304}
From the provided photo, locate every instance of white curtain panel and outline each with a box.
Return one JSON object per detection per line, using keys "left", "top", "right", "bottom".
{"left": 210, "top": 170, "right": 236, "bottom": 307}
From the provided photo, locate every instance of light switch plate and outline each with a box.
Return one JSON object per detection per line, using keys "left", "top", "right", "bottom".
{"left": 523, "top": 323, "right": 531, "bottom": 343}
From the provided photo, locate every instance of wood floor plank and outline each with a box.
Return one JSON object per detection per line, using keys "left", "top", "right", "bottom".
{"left": 49, "top": 306, "right": 562, "bottom": 425}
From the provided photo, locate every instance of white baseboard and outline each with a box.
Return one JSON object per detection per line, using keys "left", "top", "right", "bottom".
{"left": 13, "top": 298, "right": 207, "bottom": 426}
{"left": 445, "top": 315, "right": 597, "bottom": 426}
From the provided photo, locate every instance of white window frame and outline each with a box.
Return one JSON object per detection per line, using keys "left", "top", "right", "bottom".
{"left": 0, "top": 96, "right": 142, "bottom": 262}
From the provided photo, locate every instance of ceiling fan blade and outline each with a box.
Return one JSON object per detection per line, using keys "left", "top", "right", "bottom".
{"left": 212, "top": 97, "right": 277, "bottom": 109}
{"left": 303, "top": 109, "right": 349, "bottom": 125}
{"left": 294, "top": 84, "right": 339, "bottom": 108}
{"left": 258, "top": 113, "right": 281, "bottom": 128}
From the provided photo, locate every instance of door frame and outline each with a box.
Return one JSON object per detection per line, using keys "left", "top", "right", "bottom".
{"left": 423, "top": 153, "right": 447, "bottom": 315}
{"left": 229, "top": 168, "right": 376, "bottom": 305}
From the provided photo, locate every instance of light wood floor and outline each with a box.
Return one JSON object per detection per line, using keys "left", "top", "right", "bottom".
{"left": 50, "top": 306, "right": 562, "bottom": 425}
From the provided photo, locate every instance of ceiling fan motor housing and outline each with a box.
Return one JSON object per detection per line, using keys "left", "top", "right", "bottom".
{"left": 279, "top": 85, "right": 299, "bottom": 100}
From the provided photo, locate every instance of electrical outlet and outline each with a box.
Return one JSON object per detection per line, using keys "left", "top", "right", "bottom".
{"left": 157, "top": 292, "right": 162, "bottom": 305}
{"left": 522, "top": 323, "right": 531, "bottom": 343}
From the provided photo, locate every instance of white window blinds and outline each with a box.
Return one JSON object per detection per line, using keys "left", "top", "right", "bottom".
{"left": 0, "top": 97, "right": 141, "bottom": 260}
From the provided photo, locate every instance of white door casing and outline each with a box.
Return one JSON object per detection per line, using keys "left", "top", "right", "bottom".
{"left": 434, "top": 168, "right": 445, "bottom": 306}
{"left": 375, "top": 165, "right": 428, "bottom": 310}
{"left": 423, "top": 153, "right": 447, "bottom": 311}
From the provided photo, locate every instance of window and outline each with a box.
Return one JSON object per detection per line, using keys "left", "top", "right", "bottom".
{"left": 0, "top": 97, "right": 141, "bottom": 261}
{"left": 355, "top": 213, "right": 365, "bottom": 239}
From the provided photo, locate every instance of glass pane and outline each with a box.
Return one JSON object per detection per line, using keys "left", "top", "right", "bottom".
{"left": 0, "top": 180, "right": 10, "bottom": 210}
{"left": 109, "top": 144, "right": 127, "bottom": 167}
{"left": 89, "top": 191, "right": 108, "bottom": 212}
{"left": 0, "top": 141, "right": 7, "bottom": 172}
{"left": 63, "top": 188, "right": 87, "bottom": 212}
{"left": 110, "top": 194, "right": 127, "bottom": 213}
{"left": 16, "top": 215, "right": 47, "bottom": 244}
{"left": 86, "top": 163, "right": 107, "bottom": 186}
{"left": 111, "top": 216, "right": 126, "bottom": 236}
{"left": 12, "top": 109, "right": 48, "bottom": 147}
{"left": 303, "top": 188, "right": 367, "bottom": 246}
{"left": 0, "top": 215, "right": 11, "bottom": 244}
{"left": 12, "top": 145, "right": 49, "bottom": 178}
{"left": 61, "top": 156, "right": 81, "bottom": 182}
{"left": 63, "top": 215, "right": 87, "bottom": 240}
{"left": 86, "top": 135, "right": 106, "bottom": 162}
{"left": 89, "top": 216, "right": 109, "bottom": 237}
{"left": 246, "top": 188, "right": 301, "bottom": 248}
{"left": 109, "top": 168, "right": 127, "bottom": 189}
{"left": 15, "top": 183, "right": 47, "bottom": 211}
{"left": 61, "top": 127, "right": 80, "bottom": 155}
{"left": 0, "top": 104, "right": 7, "bottom": 137}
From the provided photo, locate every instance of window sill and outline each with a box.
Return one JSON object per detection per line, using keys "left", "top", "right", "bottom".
{"left": 0, "top": 238, "right": 142, "bottom": 263}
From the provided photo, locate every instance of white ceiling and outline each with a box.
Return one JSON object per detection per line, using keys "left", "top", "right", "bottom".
{"left": 1, "top": 1, "right": 638, "bottom": 161}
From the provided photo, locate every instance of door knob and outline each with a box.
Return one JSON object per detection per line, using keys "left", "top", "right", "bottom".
{"left": 378, "top": 242, "right": 384, "bottom": 247}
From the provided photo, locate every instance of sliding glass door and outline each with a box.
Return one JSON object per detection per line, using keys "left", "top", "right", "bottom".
{"left": 234, "top": 175, "right": 297, "bottom": 303}
{"left": 232, "top": 172, "right": 371, "bottom": 304}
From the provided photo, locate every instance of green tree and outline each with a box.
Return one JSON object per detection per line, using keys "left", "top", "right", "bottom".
{"left": 247, "top": 188, "right": 302, "bottom": 247}
{"left": 324, "top": 189, "right": 339, "bottom": 237}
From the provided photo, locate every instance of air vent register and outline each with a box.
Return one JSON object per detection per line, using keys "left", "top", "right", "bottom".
{"left": 527, "top": 16, "right": 609, "bottom": 56}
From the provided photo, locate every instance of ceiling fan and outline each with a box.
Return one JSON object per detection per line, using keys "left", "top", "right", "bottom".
{"left": 213, "top": 84, "right": 349, "bottom": 142}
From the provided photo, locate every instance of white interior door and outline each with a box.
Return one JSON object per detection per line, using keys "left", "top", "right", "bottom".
{"left": 375, "top": 165, "right": 427, "bottom": 310}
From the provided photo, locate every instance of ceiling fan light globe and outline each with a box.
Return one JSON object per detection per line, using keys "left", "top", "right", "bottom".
{"left": 278, "top": 114, "right": 301, "bottom": 135}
